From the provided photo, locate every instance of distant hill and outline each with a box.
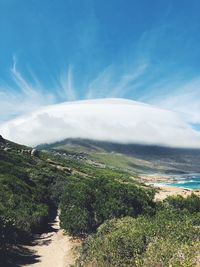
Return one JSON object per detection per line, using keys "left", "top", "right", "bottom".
{"left": 39, "top": 138, "right": 200, "bottom": 174}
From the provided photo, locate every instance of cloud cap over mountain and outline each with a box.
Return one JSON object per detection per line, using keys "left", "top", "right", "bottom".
{"left": 0, "top": 98, "right": 200, "bottom": 148}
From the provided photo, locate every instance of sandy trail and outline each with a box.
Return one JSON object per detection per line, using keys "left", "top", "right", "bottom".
{"left": 22, "top": 215, "right": 78, "bottom": 267}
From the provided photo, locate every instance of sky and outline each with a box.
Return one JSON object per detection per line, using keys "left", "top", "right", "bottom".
{"left": 0, "top": 0, "right": 200, "bottom": 146}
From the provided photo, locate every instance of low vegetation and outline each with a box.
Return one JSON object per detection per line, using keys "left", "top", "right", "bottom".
{"left": 0, "top": 140, "right": 68, "bottom": 264}
{"left": 60, "top": 175, "right": 155, "bottom": 235}
{"left": 76, "top": 195, "right": 200, "bottom": 267}
{"left": 1, "top": 137, "right": 200, "bottom": 266}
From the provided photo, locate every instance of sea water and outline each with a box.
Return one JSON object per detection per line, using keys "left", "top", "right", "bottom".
{"left": 165, "top": 175, "right": 200, "bottom": 190}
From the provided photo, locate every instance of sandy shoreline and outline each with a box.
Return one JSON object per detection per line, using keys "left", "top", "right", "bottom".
{"left": 154, "top": 185, "right": 200, "bottom": 201}
{"left": 140, "top": 173, "right": 199, "bottom": 183}
{"left": 140, "top": 174, "right": 200, "bottom": 201}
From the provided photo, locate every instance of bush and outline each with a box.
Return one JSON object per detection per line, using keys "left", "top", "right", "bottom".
{"left": 164, "top": 193, "right": 200, "bottom": 213}
{"left": 77, "top": 211, "right": 200, "bottom": 267}
{"left": 78, "top": 217, "right": 150, "bottom": 266}
{"left": 60, "top": 176, "right": 155, "bottom": 235}
{"left": 0, "top": 146, "right": 68, "bottom": 256}
{"left": 142, "top": 238, "right": 200, "bottom": 267}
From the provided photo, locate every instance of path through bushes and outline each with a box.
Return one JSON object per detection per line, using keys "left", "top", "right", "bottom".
{"left": 21, "top": 215, "right": 78, "bottom": 267}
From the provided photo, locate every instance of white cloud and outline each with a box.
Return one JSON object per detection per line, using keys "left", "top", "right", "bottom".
{"left": 1, "top": 98, "right": 200, "bottom": 148}
{"left": 86, "top": 62, "right": 148, "bottom": 99}
{"left": 146, "top": 77, "right": 200, "bottom": 124}
{"left": 58, "top": 65, "right": 76, "bottom": 101}
{"left": 0, "top": 57, "right": 78, "bottom": 120}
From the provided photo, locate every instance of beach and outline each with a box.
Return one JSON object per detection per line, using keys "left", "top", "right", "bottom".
{"left": 155, "top": 185, "right": 200, "bottom": 201}
{"left": 140, "top": 174, "right": 200, "bottom": 201}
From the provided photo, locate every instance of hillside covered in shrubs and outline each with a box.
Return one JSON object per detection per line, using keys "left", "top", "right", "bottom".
{"left": 76, "top": 195, "right": 200, "bottom": 267}
{"left": 0, "top": 137, "right": 68, "bottom": 265}
{"left": 59, "top": 172, "right": 200, "bottom": 266}
{"left": 0, "top": 136, "right": 200, "bottom": 266}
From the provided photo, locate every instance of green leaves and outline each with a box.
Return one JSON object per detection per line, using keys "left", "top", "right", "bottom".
{"left": 60, "top": 176, "right": 155, "bottom": 235}
{"left": 164, "top": 193, "right": 200, "bottom": 213}
{"left": 77, "top": 211, "right": 200, "bottom": 267}
{"left": 0, "top": 145, "right": 67, "bottom": 255}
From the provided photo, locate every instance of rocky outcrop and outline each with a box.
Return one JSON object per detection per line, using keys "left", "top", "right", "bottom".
{"left": 46, "top": 158, "right": 72, "bottom": 173}
{"left": 0, "top": 135, "right": 5, "bottom": 144}
{"left": 4, "top": 147, "right": 11, "bottom": 152}
{"left": 31, "top": 149, "right": 39, "bottom": 157}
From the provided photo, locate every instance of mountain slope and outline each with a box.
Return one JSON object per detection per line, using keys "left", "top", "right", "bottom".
{"left": 40, "top": 138, "right": 200, "bottom": 174}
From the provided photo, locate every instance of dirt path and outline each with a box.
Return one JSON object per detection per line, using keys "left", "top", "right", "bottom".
{"left": 22, "top": 215, "right": 79, "bottom": 267}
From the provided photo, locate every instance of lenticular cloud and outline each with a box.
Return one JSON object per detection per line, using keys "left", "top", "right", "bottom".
{"left": 0, "top": 98, "right": 200, "bottom": 148}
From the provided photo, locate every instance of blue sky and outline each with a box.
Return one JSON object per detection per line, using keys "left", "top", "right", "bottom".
{"left": 0, "top": 0, "right": 200, "bottom": 126}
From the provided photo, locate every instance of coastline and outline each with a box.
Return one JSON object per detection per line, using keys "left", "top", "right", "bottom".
{"left": 140, "top": 174, "right": 200, "bottom": 201}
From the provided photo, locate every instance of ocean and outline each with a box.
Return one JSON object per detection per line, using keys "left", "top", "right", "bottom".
{"left": 164, "top": 175, "right": 200, "bottom": 190}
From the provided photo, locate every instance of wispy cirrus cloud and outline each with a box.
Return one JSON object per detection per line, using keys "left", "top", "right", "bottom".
{"left": 144, "top": 77, "right": 200, "bottom": 125}
{"left": 0, "top": 57, "right": 55, "bottom": 121}
{"left": 86, "top": 62, "right": 148, "bottom": 99}
{"left": 1, "top": 18, "right": 200, "bottom": 140}
{"left": 0, "top": 57, "right": 78, "bottom": 121}
{"left": 58, "top": 65, "right": 76, "bottom": 101}
{"left": 2, "top": 54, "right": 200, "bottom": 136}
{"left": 1, "top": 54, "right": 200, "bottom": 148}
{"left": 1, "top": 55, "right": 149, "bottom": 122}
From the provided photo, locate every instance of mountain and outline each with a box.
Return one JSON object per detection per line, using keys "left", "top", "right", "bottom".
{"left": 1, "top": 98, "right": 200, "bottom": 148}
{"left": 39, "top": 138, "right": 200, "bottom": 174}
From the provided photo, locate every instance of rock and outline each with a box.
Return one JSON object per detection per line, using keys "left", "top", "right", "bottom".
{"left": 46, "top": 158, "right": 57, "bottom": 164}
{"left": 4, "top": 147, "right": 11, "bottom": 152}
{"left": 56, "top": 165, "right": 72, "bottom": 173}
{"left": 21, "top": 149, "right": 31, "bottom": 154}
{"left": 0, "top": 135, "right": 5, "bottom": 144}
{"left": 31, "top": 149, "right": 39, "bottom": 157}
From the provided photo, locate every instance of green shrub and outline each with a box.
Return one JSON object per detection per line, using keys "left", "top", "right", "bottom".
{"left": 60, "top": 176, "right": 155, "bottom": 235}
{"left": 0, "top": 146, "right": 68, "bottom": 256}
{"left": 142, "top": 238, "right": 200, "bottom": 267}
{"left": 164, "top": 193, "right": 200, "bottom": 213}
{"left": 76, "top": 211, "right": 200, "bottom": 267}
{"left": 77, "top": 217, "right": 150, "bottom": 266}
